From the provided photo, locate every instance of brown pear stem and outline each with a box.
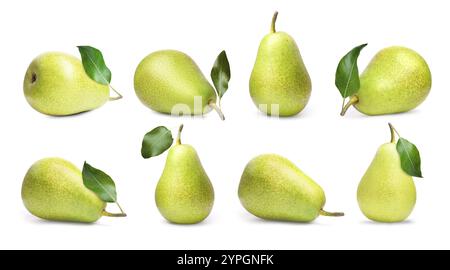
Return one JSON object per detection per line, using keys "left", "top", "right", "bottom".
{"left": 102, "top": 201, "right": 127, "bottom": 217}
{"left": 388, "top": 123, "right": 396, "bottom": 143}
{"left": 176, "top": 124, "right": 184, "bottom": 145}
{"left": 116, "top": 202, "right": 126, "bottom": 215}
{"left": 388, "top": 123, "right": 401, "bottom": 143}
{"left": 208, "top": 101, "right": 225, "bottom": 121}
{"left": 271, "top": 11, "right": 279, "bottom": 33}
{"left": 108, "top": 85, "right": 123, "bottom": 101}
{"left": 102, "top": 210, "right": 127, "bottom": 217}
{"left": 340, "top": 95, "right": 359, "bottom": 116}
{"left": 319, "top": 209, "right": 344, "bottom": 217}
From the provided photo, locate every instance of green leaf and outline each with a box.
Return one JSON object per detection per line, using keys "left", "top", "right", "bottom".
{"left": 82, "top": 162, "right": 117, "bottom": 203}
{"left": 335, "top": 43, "right": 367, "bottom": 98}
{"left": 397, "top": 138, "right": 423, "bottom": 178}
{"left": 141, "top": 126, "right": 174, "bottom": 158}
{"left": 77, "top": 46, "right": 111, "bottom": 85}
{"left": 210, "top": 50, "right": 231, "bottom": 99}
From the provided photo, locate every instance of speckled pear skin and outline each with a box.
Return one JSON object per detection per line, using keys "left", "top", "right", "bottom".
{"left": 357, "top": 143, "right": 416, "bottom": 222}
{"left": 355, "top": 46, "right": 432, "bottom": 115}
{"left": 134, "top": 50, "right": 216, "bottom": 115}
{"left": 249, "top": 14, "right": 311, "bottom": 116}
{"left": 155, "top": 144, "right": 214, "bottom": 224}
{"left": 21, "top": 158, "right": 106, "bottom": 223}
{"left": 238, "top": 154, "right": 326, "bottom": 222}
{"left": 23, "top": 52, "right": 110, "bottom": 116}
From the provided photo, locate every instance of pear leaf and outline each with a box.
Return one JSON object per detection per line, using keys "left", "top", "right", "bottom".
{"left": 77, "top": 46, "right": 112, "bottom": 85}
{"left": 210, "top": 50, "right": 230, "bottom": 99}
{"left": 335, "top": 43, "right": 367, "bottom": 98}
{"left": 141, "top": 126, "right": 174, "bottom": 158}
{"left": 82, "top": 162, "right": 117, "bottom": 203}
{"left": 396, "top": 138, "right": 423, "bottom": 178}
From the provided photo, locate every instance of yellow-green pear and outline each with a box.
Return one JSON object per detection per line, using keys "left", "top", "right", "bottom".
{"left": 23, "top": 52, "right": 110, "bottom": 116}
{"left": 342, "top": 46, "right": 431, "bottom": 116}
{"left": 238, "top": 154, "right": 343, "bottom": 222}
{"left": 357, "top": 124, "right": 417, "bottom": 222}
{"left": 22, "top": 158, "right": 108, "bottom": 223}
{"left": 249, "top": 12, "right": 312, "bottom": 116}
{"left": 155, "top": 126, "right": 214, "bottom": 224}
{"left": 134, "top": 50, "right": 222, "bottom": 118}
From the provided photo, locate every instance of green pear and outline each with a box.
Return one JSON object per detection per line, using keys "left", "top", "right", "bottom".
{"left": 238, "top": 154, "right": 343, "bottom": 222}
{"left": 22, "top": 158, "right": 108, "bottom": 223}
{"left": 342, "top": 46, "right": 432, "bottom": 116}
{"left": 357, "top": 126, "right": 416, "bottom": 222}
{"left": 155, "top": 126, "right": 214, "bottom": 224}
{"left": 134, "top": 50, "right": 223, "bottom": 118}
{"left": 23, "top": 52, "right": 110, "bottom": 116}
{"left": 249, "top": 12, "right": 311, "bottom": 116}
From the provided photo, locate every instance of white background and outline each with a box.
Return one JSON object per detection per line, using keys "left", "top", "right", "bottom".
{"left": 0, "top": 0, "right": 448, "bottom": 250}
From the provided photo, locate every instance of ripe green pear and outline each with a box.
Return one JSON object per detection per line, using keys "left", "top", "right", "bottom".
{"left": 343, "top": 46, "right": 431, "bottom": 116}
{"left": 24, "top": 52, "right": 110, "bottom": 116}
{"left": 22, "top": 158, "right": 107, "bottom": 223}
{"left": 238, "top": 154, "right": 343, "bottom": 222}
{"left": 155, "top": 128, "right": 214, "bottom": 224}
{"left": 249, "top": 12, "right": 311, "bottom": 116}
{"left": 357, "top": 143, "right": 416, "bottom": 223}
{"left": 134, "top": 50, "right": 218, "bottom": 116}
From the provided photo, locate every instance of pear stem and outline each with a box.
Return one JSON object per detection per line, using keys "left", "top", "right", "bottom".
{"left": 388, "top": 123, "right": 401, "bottom": 143}
{"left": 389, "top": 123, "right": 396, "bottom": 143}
{"left": 102, "top": 201, "right": 127, "bottom": 217}
{"left": 176, "top": 124, "right": 184, "bottom": 145}
{"left": 102, "top": 210, "right": 127, "bottom": 218}
{"left": 108, "top": 85, "right": 123, "bottom": 101}
{"left": 116, "top": 202, "right": 126, "bottom": 216}
{"left": 319, "top": 209, "right": 344, "bottom": 217}
{"left": 208, "top": 100, "right": 225, "bottom": 121}
{"left": 271, "top": 11, "right": 279, "bottom": 33}
{"left": 340, "top": 95, "right": 359, "bottom": 116}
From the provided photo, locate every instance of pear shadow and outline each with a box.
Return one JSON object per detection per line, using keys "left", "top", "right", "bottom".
{"left": 359, "top": 219, "right": 415, "bottom": 225}
{"left": 240, "top": 212, "right": 322, "bottom": 226}
{"left": 253, "top": 106, "right": 312, "bottom": 120}
{"left": 340, "top": 107, "right": 423, "bottom": 119}
{"left": 23, "top": 214, "right": 106, "bottom": 227}
{"left": 41, "top": 109, "right": 96, "bottom": 119}
{"left": 160, "top": 216, "right": 214, "bottom": 227}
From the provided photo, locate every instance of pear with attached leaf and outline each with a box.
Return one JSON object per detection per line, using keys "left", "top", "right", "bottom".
{"left": 23, "top": 52, "right": 110, "bottom": 116}
{"left": 134, "top": 50, "right": 225, "bottom": 119}
{"left": 357, "top": 124, "right": 420, "bottom": 222}
{"left": 239, "top": 154, "right": 343, "bottom": 222}
{"left": 249, "top": 11, "right": 311, "bottom": 116}
{"left": 341, "top": 46, "right": 432, "bottom": 116}
{"left": 155, "top": 125, "right": 214, "bottom": 224}
{"left": 22, "top": 158, "right": 115, "bottom": 223}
